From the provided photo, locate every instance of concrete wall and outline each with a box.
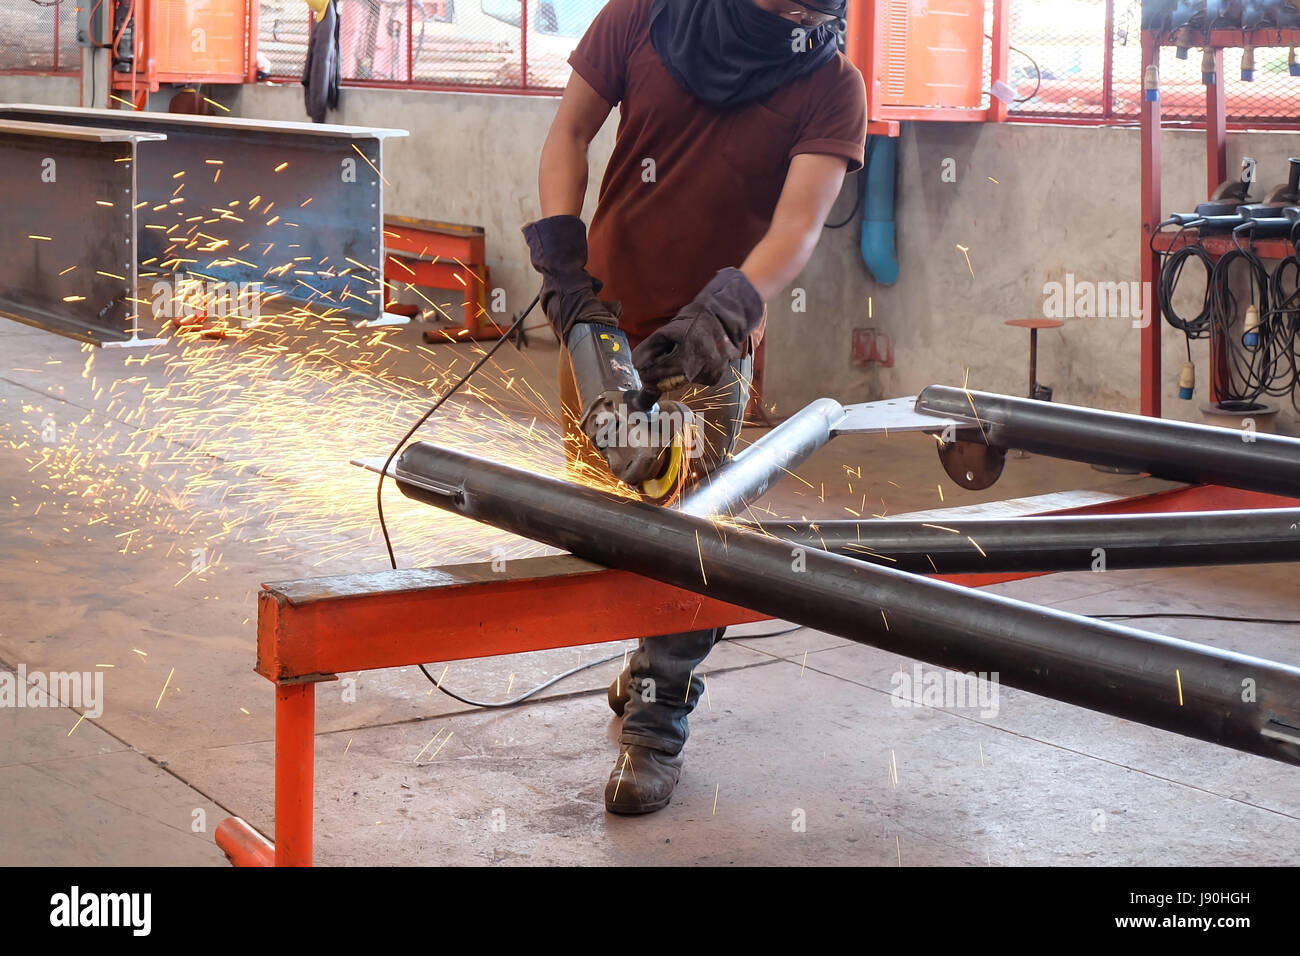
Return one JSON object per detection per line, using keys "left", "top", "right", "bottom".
{"left": 5, "top": 73, "right": 1299, "bottom": 432}
{"left": 791, "top": 120, "right": 1300, "bottom": 435}
{"left": 0, "top": 74, "right": 80, "bottom": 105}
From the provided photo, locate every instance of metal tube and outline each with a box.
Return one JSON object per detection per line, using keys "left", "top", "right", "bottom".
{"left": 274, "top": 683, "right": 314, "bottom": 867}
{"left": 741, "top": 509, "right": 1300, "bottom": 573}
{"left": 917, "top": 385, "right": 1300, "bottom": 498}
{"left": 395, "top": 443, "right": 1300, "bottom": 766}
{"left": 215, "top": 817, "right": 275, "bottom": 867}
{"left": 680, "top": 397, "right": 844, "bottom": 518}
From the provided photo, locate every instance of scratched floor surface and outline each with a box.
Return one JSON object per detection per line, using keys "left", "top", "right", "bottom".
{"left": 1, "top": 317, "right": 1295, "bottom": 865}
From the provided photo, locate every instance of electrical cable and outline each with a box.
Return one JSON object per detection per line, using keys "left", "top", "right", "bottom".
{"left": 823, "top": 135, "right": 874, "bottom": 230}
{"left": 1092, "top": 612, "right": 1300, "bottom": 625}
{"left": 424, "top": 606, "right": 1300, "bottom": 709}
{"left": 377, "top": 292, "right": 538, "bottom": 570}
{"left": 1208, "top": 228, "right": 1272, "bottom": 402}
{"left": 419, "top": 625, "right": 805, "bottom": 709}
{"left": 1154, "top": 210, "right": 1300, "bottom": 405}
{"left": 984, "top": 33, "right": 1042, "bottom": 103}
{"left": 1157, "top": 223, "right": 1215, "bottom": 339}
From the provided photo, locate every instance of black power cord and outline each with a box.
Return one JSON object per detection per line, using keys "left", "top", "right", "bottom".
{"left": 1155, "top": 214, "right": 1300, "bottom": 406}
{"left": 422, "top": 606, "right": 1300, "bottom": 710}
{"left": 824, "top": 136, "right": 874, "bottom": 230}
{"left": 376, "top": 292, "right": 539, "bottom": 569}
{"left": 423, "top": 624, "right": 805, "bottom": 709}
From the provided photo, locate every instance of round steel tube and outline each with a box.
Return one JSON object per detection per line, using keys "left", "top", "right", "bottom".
{"left": 742, "top": 509, "right": 1300, "bottom": 572}
{"left": 917, "top": 385, "right": 1300, "bottom": 498}
{"left": 679, "top": 397, "right": 844, "bottom": 518}
{"left": 395, "top": 442, "right": 1300, "bottom": 766}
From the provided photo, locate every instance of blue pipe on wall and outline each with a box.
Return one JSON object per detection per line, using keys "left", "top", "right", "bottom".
{"left": 860, "top": 134, "right": 900, "bottom": 286}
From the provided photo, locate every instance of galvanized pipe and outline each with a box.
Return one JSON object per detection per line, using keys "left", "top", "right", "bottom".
{"left": 741, "top": 509, "right": 1300, "bottom": 573}
{"left": 917, "top": 385, "right": 1300, "bottom": 498}
{"left": 395, "top": 443, "right": 1300, "bottom": 766}
{"left": 680, "top": 397, "right": 844, "bottom": 518}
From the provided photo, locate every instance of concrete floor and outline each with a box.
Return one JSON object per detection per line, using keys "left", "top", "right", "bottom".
{"left": 1, "top": 316, "right": 1297, "bottom": 866}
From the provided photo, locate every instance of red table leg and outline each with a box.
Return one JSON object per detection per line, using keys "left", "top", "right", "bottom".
{"left": 275, "top": 682, "right": 315, "bottom": 867}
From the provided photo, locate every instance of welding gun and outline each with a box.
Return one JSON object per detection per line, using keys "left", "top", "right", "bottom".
{"left": 565, "top": 322, "right": 696, "bottom": 503}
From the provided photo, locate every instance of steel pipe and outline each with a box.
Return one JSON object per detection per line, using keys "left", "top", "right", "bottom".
{"left": 395, "top": 443, "right": 1300, "bottom": 766}
{"left": 680, "top": 397, "right": 845, "bottom": 518}
{"left": 917, "top": 385, "right": 1300, "bottom": 498}
{"left": 741, "top": 509, "right": 1300, "bottom": 572}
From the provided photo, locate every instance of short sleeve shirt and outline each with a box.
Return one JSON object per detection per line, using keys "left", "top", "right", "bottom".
{"left": 569, "top": 0, "right": 867, "bottom": 343}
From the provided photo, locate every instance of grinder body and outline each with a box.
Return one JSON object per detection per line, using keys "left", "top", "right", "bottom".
{"left": 564, "top": 322, "right": 694, "bottom": 501}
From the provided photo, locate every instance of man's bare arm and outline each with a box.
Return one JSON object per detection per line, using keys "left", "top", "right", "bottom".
{"left": 739, "top": 152, "right": 850, "bottom": 301}
{"left": 538, "top": 73, "right": 615, "bottom": 217}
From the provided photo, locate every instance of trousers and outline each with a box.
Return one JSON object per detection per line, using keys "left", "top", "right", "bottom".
{"left": 558, "top": 345, "right": 753, "bottom": 754}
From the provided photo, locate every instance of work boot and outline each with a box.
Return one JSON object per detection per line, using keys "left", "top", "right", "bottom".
{"left": 604, "top": 744, "right": 684, "bottom": 815}
{"left": 607, "top": 666, "right": 633, "bottom": 717}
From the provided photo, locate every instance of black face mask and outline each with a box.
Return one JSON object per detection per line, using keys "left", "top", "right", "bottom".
{"left": 648, "top": 0, "right": 841, "bottom": 110}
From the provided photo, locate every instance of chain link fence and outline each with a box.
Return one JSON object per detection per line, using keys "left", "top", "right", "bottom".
{"left": 0, "top": 0, "right": 80, "bottom": 72}
{"left": 261, "top": 0, "right": 605, "bottom": 89}
{"left": 1006, "top": 0, "right": 1300, "bottom": 125}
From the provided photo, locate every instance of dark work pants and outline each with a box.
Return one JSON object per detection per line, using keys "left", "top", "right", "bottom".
{"left": 559, "top": 348, "right": 754, "bottom": 754}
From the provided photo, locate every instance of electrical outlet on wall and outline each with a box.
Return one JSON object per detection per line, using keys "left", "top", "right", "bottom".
{"left": 852, "top": 328, "right": 893, "bottom": 368}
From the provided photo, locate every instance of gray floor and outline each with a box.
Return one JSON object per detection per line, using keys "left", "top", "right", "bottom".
{"left": 1, "top": 317, "right": 1296, "bottom": 866}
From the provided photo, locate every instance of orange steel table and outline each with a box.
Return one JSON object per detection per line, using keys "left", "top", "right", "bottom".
{"left": 383, "top": 215, "right": 500, "bottom": 339}
{"left": 216, "top": 483, "right": 1296, "bottom": 866}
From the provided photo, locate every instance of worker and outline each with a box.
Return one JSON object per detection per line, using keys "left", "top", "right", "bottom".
{"left": 523, "top": 0, "right": 866, "bottom": 814}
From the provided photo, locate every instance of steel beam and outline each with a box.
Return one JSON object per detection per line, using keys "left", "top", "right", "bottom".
{"left": 740, "top": 509, "right": 1300, "bottom": 573}
{"left": 917, "top": 385, "right": 1300, "bottom": 498}
{"left": 394, "top": 442, "right": 1300, "bottom": 766}
{"left": 0, "top": 120, "right": 164, "bottom": 345}
{"left": 0, "top": 105, "right": 407, "bottom": 326}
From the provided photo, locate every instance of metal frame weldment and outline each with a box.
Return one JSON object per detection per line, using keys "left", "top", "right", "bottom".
{"left": 218, "top": 387, "right": 1300, "bottom": 865}
{"left": 0, "top": 105, "right": 408, "bottom": 343}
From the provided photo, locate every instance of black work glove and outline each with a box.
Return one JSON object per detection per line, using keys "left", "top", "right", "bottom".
{"left": 632, "top": 267, "right": 764, "bottom": 390}
{"left": 521, "top": 215, "right": 621, "bottom": 340}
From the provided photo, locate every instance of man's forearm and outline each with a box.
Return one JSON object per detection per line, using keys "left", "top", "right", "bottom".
{"left": 739, "top": 222, "right": 822, "bottom": 302}
{"left": 539, "top": 130, "right": 591, "bottom": 218}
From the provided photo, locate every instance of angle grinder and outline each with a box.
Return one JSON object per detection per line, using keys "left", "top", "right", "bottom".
{"left": 564, "top": 322, "right": 697, "bottom": 504}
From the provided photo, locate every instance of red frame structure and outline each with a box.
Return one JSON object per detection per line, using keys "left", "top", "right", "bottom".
{"left": 383, "top": 215, "right": 500, "bottom": 339}
{"left": 106, "top": 0, "right": 260, "bottom": 110}
{"left": 1140, "top": 26, "right": 1300, "bottom": 418}
{"left": 215, "top": 480, "right": 1293, "bottom": 866}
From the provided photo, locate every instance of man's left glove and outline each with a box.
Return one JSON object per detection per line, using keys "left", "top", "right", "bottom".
{"left": 632, "top": 267, "right": 764, "bottom": 391}
{"left": 521, "top": 215, "right": 621, "bottom": 340}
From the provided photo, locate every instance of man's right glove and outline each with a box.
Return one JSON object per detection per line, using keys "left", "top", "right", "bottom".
{"left": 632, "top": 267, "right": 764, "bottom": 391}
{"left": 521, "top": 215, "right": 621, "bottom": 340}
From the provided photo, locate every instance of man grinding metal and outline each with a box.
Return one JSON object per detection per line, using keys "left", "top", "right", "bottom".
{"left": 522, "top": 0, "right": 866, "bottom": 814}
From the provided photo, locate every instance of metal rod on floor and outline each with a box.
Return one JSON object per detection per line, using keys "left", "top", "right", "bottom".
{"left": 394, "top": 443, "right": 1300, "bottom": 766}
{"left": 739, "top": 509, "right": 1300, "bottom": 572}
{"left": 916, "top": 386, "right": 1300, "bottom": 498}
{"left": 679, "top": 397, "right": 845, "bottom": 518}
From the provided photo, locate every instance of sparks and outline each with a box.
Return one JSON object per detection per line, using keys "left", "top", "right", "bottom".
{"left": 956, "top": 243, "right": 974, "bottom": 277}
{"left": 154, "top": 666, "right": 175, "bottom": 709}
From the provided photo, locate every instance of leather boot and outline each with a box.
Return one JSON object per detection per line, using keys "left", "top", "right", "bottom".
{"left": 604, "top": 744, "right": 684, "bottom": 815}
{"left": 607, "top": 666, "right": 633, "bottom": 717}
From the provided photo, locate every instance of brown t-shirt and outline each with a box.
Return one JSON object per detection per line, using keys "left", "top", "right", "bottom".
{"left": 570, "top": 0, "right": 867, "bottom": 345}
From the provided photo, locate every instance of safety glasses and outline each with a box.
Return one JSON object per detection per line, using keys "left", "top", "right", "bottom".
{"left": 786, "top": 0, "right": 843, "bottom": 27}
